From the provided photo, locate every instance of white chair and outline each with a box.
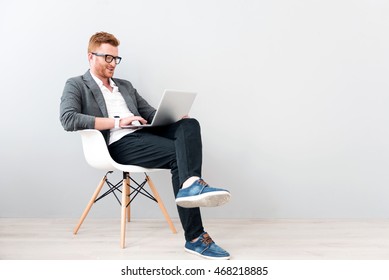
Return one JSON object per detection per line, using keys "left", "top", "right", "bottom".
{"left": 73, "top": 129, "right": 177, "bottom": 248}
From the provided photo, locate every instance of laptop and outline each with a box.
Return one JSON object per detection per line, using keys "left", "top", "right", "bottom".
{"left": 122, "top": 89, "right": 197, "bottom": 128}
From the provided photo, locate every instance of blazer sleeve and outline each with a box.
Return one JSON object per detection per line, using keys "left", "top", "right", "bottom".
{"left": 59, "top": 77, "right": 95, "bottom": 131}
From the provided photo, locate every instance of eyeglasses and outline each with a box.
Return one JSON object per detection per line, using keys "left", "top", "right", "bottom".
{"left": 91, "top": 52, "right": 122, "bottom": 64}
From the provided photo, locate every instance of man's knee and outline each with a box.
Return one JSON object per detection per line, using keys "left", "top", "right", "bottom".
{"left": 180, "top": 118, "right": 200, "bottom": 131}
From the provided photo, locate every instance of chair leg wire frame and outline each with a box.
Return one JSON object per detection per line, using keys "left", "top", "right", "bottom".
{"left": 73, "top": 170, "right": 177, "bottom": 249}
{"left": 95, "top": 171, "right": 158, "bottom": 206}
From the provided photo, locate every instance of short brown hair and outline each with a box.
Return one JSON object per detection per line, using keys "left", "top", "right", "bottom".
{"left": 88, "top": 31, "right": 120, "bottom": 53}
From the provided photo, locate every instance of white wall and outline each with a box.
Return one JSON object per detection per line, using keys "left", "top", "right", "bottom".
{"left": 1, "top": 0, "right": 388, "bottom": 219}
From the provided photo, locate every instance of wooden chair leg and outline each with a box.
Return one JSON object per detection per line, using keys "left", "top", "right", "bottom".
{"left": 121, "top": 172, "right": 129, "bottom": 248}
{"left": 146, "top": 175, "right": 177, "bottom": 234}
{"left": 126, "top": 175, "right": 131, "bottom": 222}
{"left": 73, "top": 175, "right": 107, "bottom": 235}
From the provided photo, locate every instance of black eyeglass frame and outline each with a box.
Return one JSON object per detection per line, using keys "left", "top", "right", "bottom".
{"left": 91, "top": 52, "right": 122, "bottom": 64}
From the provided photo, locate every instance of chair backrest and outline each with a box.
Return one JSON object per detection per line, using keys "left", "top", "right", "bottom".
{"left": 79, "top": 129, "right": 115, "bottom": 170}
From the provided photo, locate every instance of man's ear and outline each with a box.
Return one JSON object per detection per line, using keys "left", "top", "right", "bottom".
{"left": 87, "top": 52, "right": 94, "bottom": 63}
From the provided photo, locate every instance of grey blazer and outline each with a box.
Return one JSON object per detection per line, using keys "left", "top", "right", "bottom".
{"left": 60, "top": 70, "right": 156, "bottom": 145}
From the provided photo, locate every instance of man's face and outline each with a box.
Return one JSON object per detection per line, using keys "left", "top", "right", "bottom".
{"left": 88, "top": 43, "right": 119, "bottom": 81}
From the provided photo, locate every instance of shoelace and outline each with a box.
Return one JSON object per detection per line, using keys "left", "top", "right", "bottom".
{"left": 198, "top": 179, "right": 208, "bottom": 187}
{"left": 201, "top": 233, "right": 214, "bottom": 246}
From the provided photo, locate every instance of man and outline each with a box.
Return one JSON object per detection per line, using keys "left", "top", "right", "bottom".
{"left": 60, "top": 31, "right": 231, "bottom": 259}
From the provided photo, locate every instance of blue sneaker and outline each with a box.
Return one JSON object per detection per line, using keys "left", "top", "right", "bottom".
{"left": 185, "top": 232, "right": 230, "bottom": 260}
{"left": 176, "top": 179, "right": 231, "bottom": 208}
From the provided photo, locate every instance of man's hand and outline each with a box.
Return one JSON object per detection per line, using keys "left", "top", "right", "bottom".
{"left": 119, "top": 116, "right": 147, "bottom": 127}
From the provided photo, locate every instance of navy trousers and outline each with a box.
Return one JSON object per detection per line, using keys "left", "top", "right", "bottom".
{"left": 108, "top": 118, "right": 204, "bottom": 241}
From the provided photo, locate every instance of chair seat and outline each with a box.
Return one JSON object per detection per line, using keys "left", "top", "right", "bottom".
{"left": 113, "top": 162, "right": 165, "bottom": 173}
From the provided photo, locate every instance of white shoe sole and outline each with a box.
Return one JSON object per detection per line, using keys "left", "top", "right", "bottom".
{"left": 176, "top": 191, "right": 231, "bottom": 208}
{"left": 184, "top": 247, "right": 231, "bottom": 260}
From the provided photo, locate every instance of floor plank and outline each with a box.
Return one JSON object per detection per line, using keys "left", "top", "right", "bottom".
{"left": 1, "top": 218, "right": 389, "bottom": 260}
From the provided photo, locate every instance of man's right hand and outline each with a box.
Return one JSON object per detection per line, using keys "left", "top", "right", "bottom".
{"left": 119, "top": 116, "right": 147, "bottom": 127}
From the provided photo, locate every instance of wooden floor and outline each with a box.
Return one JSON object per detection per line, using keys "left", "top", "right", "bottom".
{"left": 1, "top": 218, "right": 389, "bottom": 260}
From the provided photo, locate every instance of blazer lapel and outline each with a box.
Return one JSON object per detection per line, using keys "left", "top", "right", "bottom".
{"left": 82, "top": 70, "right": 109, "bottom": 117}
{"left": 113, "top": 79, "right": 140, "bottom": 115}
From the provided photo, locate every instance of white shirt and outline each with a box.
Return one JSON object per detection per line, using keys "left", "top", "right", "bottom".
{"left": 90, "top": 72, "right": 139, "bottom": 145}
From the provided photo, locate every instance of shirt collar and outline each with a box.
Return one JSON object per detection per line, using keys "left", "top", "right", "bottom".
{"left": 90, "top": 70, "right": 116, "bottom": 89}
